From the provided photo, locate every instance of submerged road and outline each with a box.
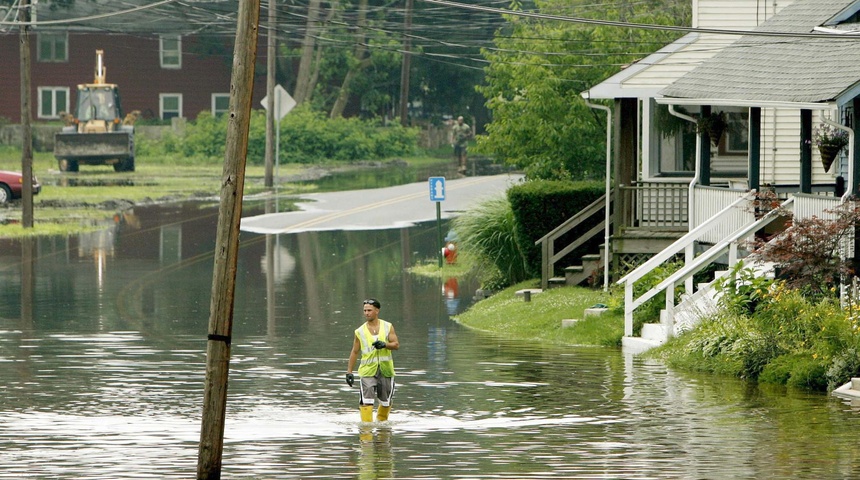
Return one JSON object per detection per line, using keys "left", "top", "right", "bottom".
{"left": 240, "top": 173, "right": 524, "bottom": 234}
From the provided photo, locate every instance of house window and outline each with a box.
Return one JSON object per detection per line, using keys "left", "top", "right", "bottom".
{"left": 160, "top": 93, "right": 183, "bottom": 119}
{"left": 160, "top": 36, "right": 182, "bottom": 69}
{"left": 38, "top": 33, "right": 68, "bottom": 62}
{"left": 212, "top": 94, "right": 230, "bottom": 116}
{"left": 38, "top": 87, "right": 69, "bottom": 119}
{"left": 650, "top": 101, "right": 696, "bottom": 176}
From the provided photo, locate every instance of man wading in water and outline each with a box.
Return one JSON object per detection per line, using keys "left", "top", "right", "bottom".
{"left": 346, "top": 299, "right": 400, "bottom": 422}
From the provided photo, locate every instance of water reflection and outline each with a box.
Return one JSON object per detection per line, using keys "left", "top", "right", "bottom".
{"left": 1, "top": 202, "right": 860, "bottom": 478}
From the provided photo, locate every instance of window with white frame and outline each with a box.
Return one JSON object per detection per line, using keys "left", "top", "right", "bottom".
{"left": 38, "top": 33, "right": 68, "bottom": 62}
{"left": 38, "top": 87, "right": 69, "bottom": 119}
{"left": 160, "top": 35, "right": 182, "bottom": 69}
{"left": 212, "top": 94, "right": 230, "bottom": 116}
{"left": 160, "top": 93, "right": 183, "bottom": 119}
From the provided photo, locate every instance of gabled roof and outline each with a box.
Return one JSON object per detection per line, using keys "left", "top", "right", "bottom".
{"left": 659, "top": 0, "right": 860, "bottom": 108}
{"left": 32, "top": 0, "right": 238, "bottom": 35}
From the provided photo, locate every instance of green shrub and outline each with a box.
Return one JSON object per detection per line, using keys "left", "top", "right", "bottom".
{"left": 141, "top": 107, "right": 419, "bottom": 165}
{"left": 451, "top": 195, "right": 528, "bottom": 289}
{"left": 507, "top": 179, "right": 604, "bottom": 278}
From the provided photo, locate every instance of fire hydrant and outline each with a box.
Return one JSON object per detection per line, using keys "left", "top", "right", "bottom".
{"left": 442, "top": 241, "right": 457, "bottom": 264}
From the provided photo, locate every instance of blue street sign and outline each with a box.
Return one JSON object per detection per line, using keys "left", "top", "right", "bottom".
{"left": 429, "top": 177, "right": 446, "bottom": 202}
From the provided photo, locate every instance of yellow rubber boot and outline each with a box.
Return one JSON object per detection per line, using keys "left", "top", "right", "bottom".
{"left": 359, "top": 405, "right": 374, "bottom": 423}
{"left": 376, "top": 405, "right": 391, "bottom": 422}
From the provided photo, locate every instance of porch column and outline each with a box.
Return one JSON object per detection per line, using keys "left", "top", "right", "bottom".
{"left": 612, "top": 98, "right": 638, "bottom": 274}
{"left": 853, "top": 97, "right": 860, "bottom": 195}
{"left": 616, "top": 97, "right": 637, "bottom": 204}
{"left": 700, "top": 106, "right": 711, "bottom": 186}
{"left": 853, "top": 98, "right": 860, "bottom": 273}
{"left": 748, "top": 107, "right": 761, "bottom": 191}
{"left": 800, "top": 109, "right": 812, "bottom": 194}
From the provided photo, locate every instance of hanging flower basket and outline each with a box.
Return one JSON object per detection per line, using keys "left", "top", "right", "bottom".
{"left": 819, "top": 144, "right": 843, "bottom": 172}
{"left": 697, "top": 112, "right": 727, "bottom": 147}
{"left": 813, "top": 123, "right": 849, "bottom": 172}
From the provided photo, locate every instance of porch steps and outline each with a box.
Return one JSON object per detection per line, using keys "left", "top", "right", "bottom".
{"left": 622, "top": 323, "right": 666, "bottom": 354}
{"left": 623, "top": 261, "right": 777, "bottom": 353}
{"left": 548, "top": 251, "right": 604, "bottom": 288}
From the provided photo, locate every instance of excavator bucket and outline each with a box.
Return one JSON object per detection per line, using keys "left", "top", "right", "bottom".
{"left": 54, "top": 130, "right": 134, "bottom": 172}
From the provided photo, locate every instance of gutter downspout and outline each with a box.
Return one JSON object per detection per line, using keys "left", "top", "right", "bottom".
{"left": 668, "top": 105, "right": 701, "bottom": 228}
{"left": 821, "top": 117, "right": 855, "bottom": 201}
{"left": 669, "top": 105, "right": 700, "bottom": 294}
{"left": 583, "top": 94, "right": 612, "bottom": 291}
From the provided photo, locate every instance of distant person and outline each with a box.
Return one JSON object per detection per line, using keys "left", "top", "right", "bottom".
{"left": 452, "top": 116, "right": 472, "bottom": 174}
{"left": 346, "top": 298, "right": 400, "bottom": 422}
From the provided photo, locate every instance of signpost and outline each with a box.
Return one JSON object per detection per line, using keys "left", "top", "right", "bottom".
{"left": 429, "top": 177, "right": 445, "bottom": 267}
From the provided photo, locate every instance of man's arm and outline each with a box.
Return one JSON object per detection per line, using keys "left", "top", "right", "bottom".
{"left": 384, "top": 325, "right": 400, "bottom": 350}
{"left": 347, "top": 335, "right": 361, "bottom": 373}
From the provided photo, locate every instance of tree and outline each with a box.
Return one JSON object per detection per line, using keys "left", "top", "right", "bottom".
{"left": 477, "top": 0, "right": 690, "bottom": 180}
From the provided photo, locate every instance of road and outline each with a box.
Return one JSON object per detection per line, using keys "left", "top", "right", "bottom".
{"left": 240, "top": 173, "right": 524, "bottom": 234}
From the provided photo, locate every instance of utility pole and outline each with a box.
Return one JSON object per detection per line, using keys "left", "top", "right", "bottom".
{"left": 264, "top": 0, "right": 276, "bottom": 188}
{"left": 398, "top": 0, "right": 413, "bottom": 126}
{"left": 197, "top": 0, "right": 260, "bottom": 478}
{"left": 20, "top": 0, "right": 34, "bottom": 228}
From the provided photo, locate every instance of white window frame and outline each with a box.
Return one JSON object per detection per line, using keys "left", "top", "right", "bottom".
{"left": 159, "top": 93, "right": 183, "bottom": 120}
{"left": 37, "top": 32, "right": 68, "bottom": 62}
{"left": 37, "top": 86, "right": 70, "bottom": 119}
{"left": 159, "top": 35, "right": 182, "bottom": 69}
{"left": 211, "top": 93, "right": 230, "bottom": 116}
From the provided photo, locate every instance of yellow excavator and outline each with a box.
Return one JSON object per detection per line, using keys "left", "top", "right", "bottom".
{"left": 54, "top": 50, "right": 137, "bottom": 172}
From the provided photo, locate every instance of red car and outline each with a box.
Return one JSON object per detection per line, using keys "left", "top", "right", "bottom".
{"left": 0, "top": 170, "right": 41, "bottom": 205}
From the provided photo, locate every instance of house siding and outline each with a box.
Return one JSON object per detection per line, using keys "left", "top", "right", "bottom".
{"left": 0, "top": 32, "right": 268, "bottom": 123}
{"left": 695, "top": 0, "right": 789, "bottom": 30}
{"left": 623, "top": 0, "right": 793, "bottom": 93}
{"left": 759, "top": 109, "right": 844, "bottom": 187}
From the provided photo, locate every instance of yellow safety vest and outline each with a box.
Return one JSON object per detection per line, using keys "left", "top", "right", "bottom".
{"left": 355, "top": 320, "right": 395, "bottom": 378}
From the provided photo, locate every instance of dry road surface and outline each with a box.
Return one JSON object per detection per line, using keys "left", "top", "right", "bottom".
{"left": 240, "top": 173, "right": 524, "bottom": 234}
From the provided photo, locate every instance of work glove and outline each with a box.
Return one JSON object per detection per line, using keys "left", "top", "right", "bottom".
{"left": 372, "top": 340, "right": 386, "bottom": 350}
{"left": 346, "top": 373, "right": 354, "bottom": 387}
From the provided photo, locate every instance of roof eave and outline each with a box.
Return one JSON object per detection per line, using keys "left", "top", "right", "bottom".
{"left": 655, "top": 96, "right": 838, "bottom": 111}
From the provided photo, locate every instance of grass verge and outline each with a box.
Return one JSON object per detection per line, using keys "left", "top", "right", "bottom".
{"left": 453, "top": 280, "right": 624, "bottom": 347}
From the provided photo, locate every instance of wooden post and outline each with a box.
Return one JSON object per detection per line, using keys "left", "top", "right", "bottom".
{"left": 264, "top": 0, "right": 276, "bottom": 188}
{"left": 398, "top": 0, "right": 413, "bottom": 126}
{"left": 748, "top": 107, "right": 761, "bottom": 192}
{"left": 20, "top": 0, "right": 34, "bottom": 228}
{"left": 699, "top": 106, "right": 711, "bottom": 187}
{"left": 800, "top": 109, "right": 812, "bottom": 194}
{"left": 197, "top": 0, "right": 260, "bottom": 478}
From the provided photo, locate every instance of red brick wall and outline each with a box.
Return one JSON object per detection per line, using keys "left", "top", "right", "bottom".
{"left": 0, "top": 33, "right": 268, "bottom": 123}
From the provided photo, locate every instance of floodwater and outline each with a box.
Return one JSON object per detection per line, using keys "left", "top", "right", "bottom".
{"left": 2, "top": 196, "right": 860, "bottom": 479}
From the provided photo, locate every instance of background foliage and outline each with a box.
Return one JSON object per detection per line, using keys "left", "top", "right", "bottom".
{"left": 137, "top": 107, "right": 419, "bottom": 164}
{"left": 477, "top": 0, "right": 690, "bottom": 179}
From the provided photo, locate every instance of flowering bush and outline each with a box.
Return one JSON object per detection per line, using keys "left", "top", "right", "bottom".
{"left": 813, "top": 123, "right": 849, "bottom": 150}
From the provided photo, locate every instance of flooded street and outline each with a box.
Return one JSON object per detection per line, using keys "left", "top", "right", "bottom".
{"left": 2, "top": 194, "right": 860, "bottom": 478}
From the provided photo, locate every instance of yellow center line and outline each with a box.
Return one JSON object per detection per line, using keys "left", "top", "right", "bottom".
{"left": 278, "top": 176, "right": 500, "bottom": 232}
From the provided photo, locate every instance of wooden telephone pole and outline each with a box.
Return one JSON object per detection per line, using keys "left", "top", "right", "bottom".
{"left": 197, "top": 0, "right": 261, "bottom": 478}
{"left": 264, "top": 0, "right": 276, "bottom": 188}
{"left": 20, "top": 0, "right": 34, "bottom": 228}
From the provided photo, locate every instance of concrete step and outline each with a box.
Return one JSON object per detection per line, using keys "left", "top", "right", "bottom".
{"left": 641, "top": 323, "right": 668, "bottom": 343}
{"left": 622, "top": 336, "right": 663, "bottom": 354}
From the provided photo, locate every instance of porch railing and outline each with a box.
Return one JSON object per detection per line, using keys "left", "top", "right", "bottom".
{"left": 535, "top": 192, "right": 612, "bottom": 290}
{"left": 618, "top": 182, "right": 688, "bottom": 229}
{"left": 631, "top": 197, "right": 795, "bottom": 339}
{"left": 692, "top": 186, "right": 753, "bottom": 244}
{"left": 616, "top": 191, "right": 757, "bottom": 336}
{"left": 793, "top": 192, "right": 840, "bottom": 220}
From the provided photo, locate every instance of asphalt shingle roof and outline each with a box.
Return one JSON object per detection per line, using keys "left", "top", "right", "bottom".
{"left": 660, "top": 0, "right": 860, "bottom": 105}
